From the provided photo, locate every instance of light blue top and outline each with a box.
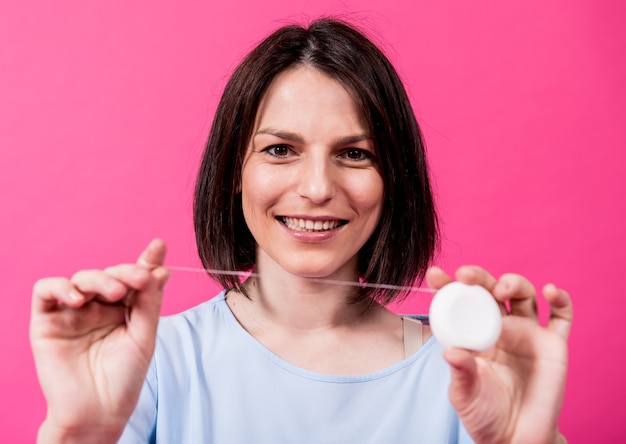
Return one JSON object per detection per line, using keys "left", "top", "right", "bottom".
{"left": 119, "top": 292, "right": 474, "bottom": 443}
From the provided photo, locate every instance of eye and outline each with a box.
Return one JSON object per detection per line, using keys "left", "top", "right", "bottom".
{"left": 264, "top": 145, "right": 292, "bottom": 157}
{"left": 339, "top": 149, "right": 373, "bottom": 162}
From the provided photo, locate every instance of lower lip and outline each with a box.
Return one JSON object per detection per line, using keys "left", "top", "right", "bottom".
{"left": 280, "top": 221, "right": 344, "bottom": 242}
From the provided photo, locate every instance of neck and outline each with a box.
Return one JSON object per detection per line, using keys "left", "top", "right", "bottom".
{"left": 232, "top": 253, "right": 376, "bottom": 332}
{"left": 247, "top": 278, "right": 368, "bottom": 329}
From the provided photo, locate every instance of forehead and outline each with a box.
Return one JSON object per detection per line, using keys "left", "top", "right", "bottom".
{"left": 252, "top": 65, "right": 367, "bottom": 135}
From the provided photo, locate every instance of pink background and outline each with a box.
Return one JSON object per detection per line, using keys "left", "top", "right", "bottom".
{"left": 1, "top": 0, "right": 624, "bottom": 441}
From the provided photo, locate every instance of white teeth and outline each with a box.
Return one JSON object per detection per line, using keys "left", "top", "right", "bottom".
{"left": 282, "top": 217, "right": 342, "bottom": 232}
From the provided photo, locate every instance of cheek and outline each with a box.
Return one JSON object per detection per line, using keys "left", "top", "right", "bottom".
{"left": 241, "top": 165, "right": 282, "bottom": 224}
{"left": 349, "top": 172, "right": 384, "bottom": 215}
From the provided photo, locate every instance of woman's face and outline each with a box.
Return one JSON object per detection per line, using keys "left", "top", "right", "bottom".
{"left": 241, "top": 65, "right": 384, "bottom": 280}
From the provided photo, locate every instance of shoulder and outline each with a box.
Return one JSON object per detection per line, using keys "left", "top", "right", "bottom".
{"left": 152, "top": 291, "right": 230, "bottom": 360}
{"left": 158, "top": 291, "right": 227, "bottom": 332}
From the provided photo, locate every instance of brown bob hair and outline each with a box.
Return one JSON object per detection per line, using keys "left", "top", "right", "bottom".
{"left": 194, "top": 18, "right": 438, "bottom": 305}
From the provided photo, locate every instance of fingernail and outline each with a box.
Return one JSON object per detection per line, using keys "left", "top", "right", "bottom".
{"left": 544, "top": 283, "right": 557, "bottom": 293}
{"left": 68, "top": 290, "right": 83, "bottom": 302}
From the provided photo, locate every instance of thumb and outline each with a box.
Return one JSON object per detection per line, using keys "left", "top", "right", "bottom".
{"left": 126, "top": 239, "right": 170, "bottom": 350}
{"left": 136, "top": 238, "right": 169, "bottom": 288}
{"left": 444, "top": 347, "right": 480, "bottom": 411}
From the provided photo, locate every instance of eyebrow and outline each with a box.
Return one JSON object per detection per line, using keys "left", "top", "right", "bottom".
{"left": 255, "top": 128, "right": 372, "bottom": 145}
{"left": 255, "top": 129, "right": 304, "bottom": 143}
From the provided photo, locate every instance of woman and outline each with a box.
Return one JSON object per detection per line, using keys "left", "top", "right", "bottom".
{"left": 30, "top": 19, "right": 572, "bottom": 443}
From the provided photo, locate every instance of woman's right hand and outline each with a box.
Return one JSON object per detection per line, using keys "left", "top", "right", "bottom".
{"left": 30, "top": 239, "right": 170, "bottom": 444}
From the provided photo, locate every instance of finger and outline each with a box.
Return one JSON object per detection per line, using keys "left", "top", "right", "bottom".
{"left": 103, "top": 264, "right": 153, "bottom": 290}
{"left": 443, "top": 347, "right": 480, "bottom": 411}
{"left": 454, "top": 265, "right": 498, "bottom": 292}
{"left": 137, "top": 238, "right": 167, "bottom": 271}
{"left": 492, "top": 273, "right": 538, "bottom": 320}
{"left": 425, "top": 266, "right": 453, "bottom": 290}
{"left": 544, "top": 284, "right": 573, "bottom": 339}
{"left": 454, "top": 266, "right": 507, "bottom": 316}
{"left": 70, "top": 269, "right": 135, "bottom": 304}
{"left": 32, "top": 277, "right": 81, "bottom": 312}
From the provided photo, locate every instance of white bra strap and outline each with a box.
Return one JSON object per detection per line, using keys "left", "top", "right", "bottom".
{"left": 402, "top": 317, "right": 424, "bottom": 358}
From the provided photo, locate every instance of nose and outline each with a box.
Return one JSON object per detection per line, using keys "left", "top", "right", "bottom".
{"left": 296, "top": 152, "right": 336, "bottom": 204}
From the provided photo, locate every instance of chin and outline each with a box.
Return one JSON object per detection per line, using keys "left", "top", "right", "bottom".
{"left": 278, "top": 256, "right": 358, "bottom": 281}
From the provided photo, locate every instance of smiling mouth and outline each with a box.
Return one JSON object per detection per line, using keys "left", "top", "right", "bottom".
{"left": 279, "top": 216, "right": 347, "bottom": 232}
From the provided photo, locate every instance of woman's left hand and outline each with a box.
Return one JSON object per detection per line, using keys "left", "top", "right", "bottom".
{"left": 426, "top": 266, "right": 573, "bottom": 444}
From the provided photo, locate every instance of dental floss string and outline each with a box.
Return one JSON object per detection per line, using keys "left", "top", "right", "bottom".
{"left": 162, "top": 264, "right": 437, "bottom": 294}
{"left": 162, "top": 268, "right": 505, "bottom": 352}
